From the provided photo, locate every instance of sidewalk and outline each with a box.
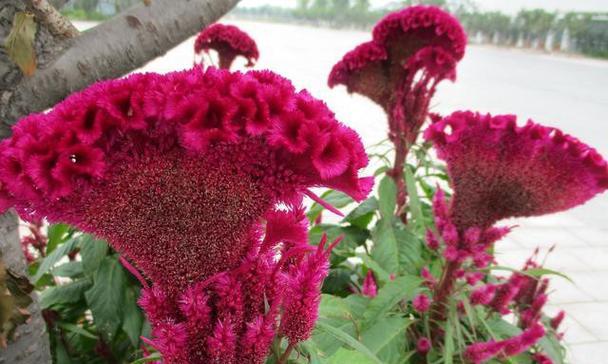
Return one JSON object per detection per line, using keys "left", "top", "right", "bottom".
{"left": 497, "top": 213, "right": 608, "bottom": 364}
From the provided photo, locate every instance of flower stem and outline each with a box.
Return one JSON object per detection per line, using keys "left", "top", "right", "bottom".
{"left": 278, "top": 342, "right": 296, "bottom": 364}
{"left": 430, "top": 259, "right": 460, "bottom": 340}
{"left": 391, "top": 134, "right": 409, "bottom": 224}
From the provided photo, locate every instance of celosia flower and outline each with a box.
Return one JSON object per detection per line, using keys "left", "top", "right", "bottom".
{"left": 329, "top": 5, "right": 465, "bottom": 112}
{"left": 425, "top": 111, "right": 608, "bottom": 229}
{"left": 0, "top": 68, "right": 371, "bottom": 363}
{"left": 280, "top": 234, "right": 339, "bottom": 343}
{"left": 413, "top": 293, "right": 431, "bottom": 313}
{"left": 329, "top": 6, "right": 467, "bottom": 220}
{"left": 470, "top": 284, "right": 496, "bottom": 306}
{"left": 421, "top": 266, "right": 437, "bottom": 286}
{"left": 417, "top": 337, "right": 432, "bottom": 354}
{"left": 464, "top": 323, "right": 545, "bottom": 364}
{"left": 361, "top": 270, "right": 378, "bottom": 298}
{"left": 550, "top": 311, "right": 565, "bottom": 330}
{"left": 532, "top": 353, "right": 554, "bottom": 364}
{"left": 194, "top": 23, "right": 259, "bottom": 69}
{"left": 425, "top": 229, "right": 440, "bottom": 250}
{"left": 489, "top": 275, "right": 525, "bottom": 315}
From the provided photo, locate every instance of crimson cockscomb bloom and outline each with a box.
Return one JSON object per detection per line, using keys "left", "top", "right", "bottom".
{"left": 464, "top": 324, "right": 545, "bottom": 364}
{"left": 0, "top": 68, "right": 371, "bottom": 363}
{"left": 412, "top": 293, "right": 431, "bottom": 313}
{"left": 329, "top": 5, "right": 465, "bottom": 112}
{"left": 361, "top": 270, "right": 378, "bottom": 298}
{"left": 425, "top": 111, "right": 608, "bottom": 229}
{"left": 329, "top": 6, "right": 466, "bottom": 221}
{"left": 416, "top": 337, "right": 431, "bottom": 354}
{"left": 194, "top": 23, "right": 259, "bottom": 69}
{"left": 425, "top": 112, "right": 607, "bottom": 346}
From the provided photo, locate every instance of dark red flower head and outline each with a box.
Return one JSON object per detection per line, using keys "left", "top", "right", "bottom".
{"left": 328, "top": 5, "right": 466, "bottom": 109}
{"left": 425, "top": 111, "right": 608, "bottom": 229}
{"left": 195, "top": 23, "right": 259, "bottom": 69}
{"left": 0, "top": 68, "right": 372, "bottom": 363}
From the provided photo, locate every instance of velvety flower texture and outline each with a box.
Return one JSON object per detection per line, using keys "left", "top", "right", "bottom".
{"left": 195, "top": 23, "right": 259, "bottom": 69}
{"left": 425, "top": 111, "right": 608, "bottom": 229}
{"left": 0, "top": 67, "right": 371, "bottom": 363}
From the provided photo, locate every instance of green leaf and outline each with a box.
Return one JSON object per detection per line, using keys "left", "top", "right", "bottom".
{"left": 359, "top": 254, "right": 391, "bottom": 283}
{"left": 58, "top": 322, "right": 97, "bottom": 340}
{"left": 394, "top": 224, "right": 423, "bottom": 274}
{"left": 79, "top": 235, "right": 109, "bottom": 276}
{"left": 344, "top": 197, "right": 378, "bottom": 229}
{"left": 307, "top": 190, "right": 354, "bottom": 222}
{"left": 344, "top": 295, "right": 370, "bottom": 319}
{"left": 488, "top": 266, "right": 572, "bottom": 283}
{"left": 322, "top": 268, "right": 354, "bottom": 296}
{"left": 299, "top": 340, "right": 324, "bottom": 364}
{"left": 361, "top": 317, "right": 411, "bottom": 363}
{"left": 46, "top": 224, "right": 70, "bottom": 254}
{"left": 315, "top": 321, "right": 383, "bottom": 364}
{"left": 378, "top": 176, "right": 397, "bottom": 219}
{"left": 371, "top": 219, "right": 399, "bottom": 274}
{"left": 52, "top": 261, "right": 83, "bottom": 278}
{"left": 122, "top": 285, "right": 143, "bottom": 346}
{"left": 444, "top": 315, "right": 454, "bottom": 364}
{"left": 404, "top": 165, "right": 423, "bottom": 226}
{"left": 130, "top": 352, "right": 162, "bottom": 364}
{"left": 328, "top": 348, "right": 376, "bottom": 364}
{"left": 33, "top": 237, "right": 80, "bottom": 282}
{"left": 85, "top": 256, "right": 127, "bottom": 342}
{"left": 362, "top": 275, "right": 422, "bottom": 330}
{"left": 538, "top": 333, "right": 565, "bottom": 364}
{"left": 309, "top": 224, "right": 369, "bottom": 263}
{"left": 4, "top": 12, "right": 37, "bottom": 76}
{"left": 40, "top": 278, "right": 92, "bottom": 308}
{"left": 370, "top": 219, "right": 422, "bottom": 275}
{"left": 319, "top": 294, "right": 352, "bottom": 320}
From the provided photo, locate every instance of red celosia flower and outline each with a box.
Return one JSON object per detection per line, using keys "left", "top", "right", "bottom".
{"left": 361, "top": 270, "right": 378, "bottom": 298}
{"left": 425, "top": 229, "right": 440, "bottom": 250}
{"left": 550, "top": 310, "right": 565, "bottom": 330}
{"left": 0, "top": 68, "right": 371, "bottom": 363}
{"left": 425, "top": 111, "right": 608, "bottom": 229}
{"left": 417, "top": 337, "right": 432, "bottom": 354}
{"left": 194, "top": 23, "right": 259, "bottom": 69}
{"left": 413, "top": 293, "right": 431, "bottom": 313}
{"left": 532, "top": 353, "right": 554, "bottom": 364}
{"left": 329, "top": 5, "right": 465, "bottom": 111}
{"left": 280, "top": 235, "right": 339, "bottom": 343}
{"left": 464, "top": 323, "right": 545, "bottom": 364}
{"left": 470, "top": 284, "right": 497, "bottom": 306}
{"left": 329, "top": 6, "right": 467, "bottom": 221}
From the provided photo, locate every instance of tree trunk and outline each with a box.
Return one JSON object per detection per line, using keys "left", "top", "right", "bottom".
{"left": 0, "top": 211, "right": 52, "bottom": 364}
{"left": 0, "top": 1, "right": 240, "bottom": 362}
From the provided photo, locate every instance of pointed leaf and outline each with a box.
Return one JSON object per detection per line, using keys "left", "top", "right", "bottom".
{"left": 85, "top": 256, "right": 127, "bottom": 341}
{"left": 315, "top": 321, "right": 383, "bottom": 364}
{"left": 4, "top": 12, "right": 37, "bottom": 76}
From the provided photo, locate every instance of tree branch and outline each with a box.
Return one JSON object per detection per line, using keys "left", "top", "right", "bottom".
{"left": 27, "top": 0, "right": 79, "bottom": 38}
{"left": 0, "top": 0, "right": 241, "bottom": 136}
{"left": 49, "top": 0, "right": 69, "bottom": 9}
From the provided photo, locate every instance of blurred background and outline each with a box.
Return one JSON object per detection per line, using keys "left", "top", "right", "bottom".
{"left": 63, "top": 1, "right": 608, "bottom": 362}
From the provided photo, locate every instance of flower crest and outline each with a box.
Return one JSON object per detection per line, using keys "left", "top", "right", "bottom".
{"left": 0, "top": 67, "right": 372, "bottom": 363}
{"left": 424, "top": 111, "right": 608, "bottom": 229}
{"left": 195, "top": 23, "right": 259, "bottom": 69}
{"left": 328, "top": 5, "right": 466, "bottom": 109}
